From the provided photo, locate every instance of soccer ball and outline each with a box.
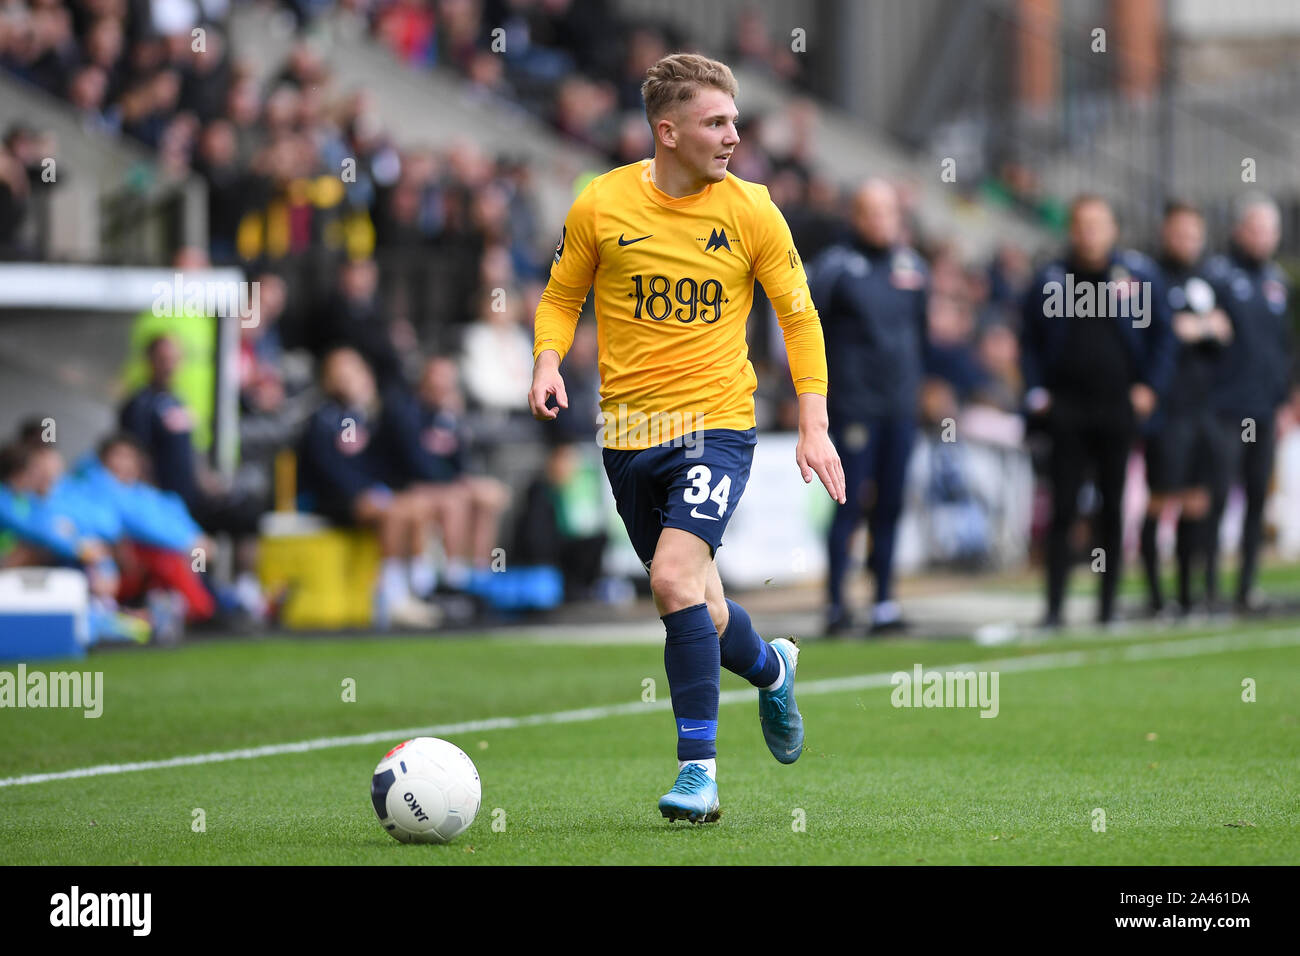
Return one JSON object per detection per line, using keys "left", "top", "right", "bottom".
{"left": 370, "top": 737, "right": 482, "bottom": 844}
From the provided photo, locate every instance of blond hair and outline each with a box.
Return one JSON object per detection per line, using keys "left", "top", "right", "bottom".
{"left": 641, "top": 53, "right": 739, "bottom": 127}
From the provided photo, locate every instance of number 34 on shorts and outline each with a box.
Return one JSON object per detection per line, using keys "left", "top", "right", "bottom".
{"left": 683, "top": 464, "right": 731, "bottom": 521}
{"left": 602, "top": 427, "right": 757, "bottom": 564}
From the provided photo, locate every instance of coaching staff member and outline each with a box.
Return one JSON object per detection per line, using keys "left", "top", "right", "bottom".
{"left": 1140, "top": 202, "right": 1232, "bottom": 616}
{"left": 1021, "top": 195, "right": 1174, "bottom": 628}
{"left": 809, "top": 178, "right": 928, "bottom": 636}
{"left": 1204, "top": 194, "right": 1295, "bottom": 612}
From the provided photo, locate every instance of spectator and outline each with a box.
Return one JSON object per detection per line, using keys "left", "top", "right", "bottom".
{"left": 375, "top": 0, "right": 437, "bottom": 69}
{"left": 237, "top": 271, "right": 319, "bottom": 503}
{"left": 179, "top": 24, "right": 233, "bottom": 124}
{"left": 971, "top": 322, "right": 1023, "bottom": 415}
{"left": 0, "top": 124, "right": 58, "bottom": 260}
{"left": 6, "top": 3, "right": 79, "bottom": 96}
{"left": 552, "top": 75, "right": 618, "bottom": 153}
{"left": 222, "top": 75, "right": 263, "bottom": 166}
{"left": 67, "top": 64, "right": 119, "bottom": 137}
{"left": 551, "top": 321, "right": 601, "bottom": 443}
{"left": 297, "top": 347, "right": 440, "bottom": 628}
{"left": 616, "top": 26, "right": 668, "bottom": 111}
{"left": 193, "top": 119, "right": 248, "bottom": 264}
{"left": 460, "top": 285, "right": 536, "bottom": 414}
{"left": 121, "top": 68, "right": 183, "bottom": 149}
{"left": 512, "top": 439, "right": 607, "bottom": 601}
{"left": 728, "top": 6, "right": 801, "bottom": 83}
{"left": 0, "top": 134, "right": 33, "bottom": 259}
{"left": 987, "top": 241, "right": 1033, "bottom": 314}
{"left": 314, "top": 257, "right": 406, "bottom": 384}
{"left": 924, "top": 285, "right": 989, "bottom": 415}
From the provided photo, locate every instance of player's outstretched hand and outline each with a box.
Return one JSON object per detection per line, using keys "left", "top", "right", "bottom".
{"left": 796, "top": 428, "right": 846, "bottom": 504}
{"left": 528, "top": 354, "right": 569, "bottom": 421}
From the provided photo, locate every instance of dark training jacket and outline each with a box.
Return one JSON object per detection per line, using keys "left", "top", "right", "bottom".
{"left": 1204, "top": 248, "right": 1295, "bottom": 419}
{"left": 1019, "top": 249, "right": 1175, "bottom": 401}
{"left": 808, "top": 236, "right": 930, "bottom": 422}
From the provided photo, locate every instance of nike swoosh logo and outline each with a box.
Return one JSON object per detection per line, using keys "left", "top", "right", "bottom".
{"left": 618, "top": 233, "right": 652, "bottom": 246}
{"left": 785, "top": 746, "right": 800, "bottom": 755}
{"left": 689, "top": 507, "right": 719, "bottom": 521}
{"left": 680, "top": 726, "right": 707, "bottom": 733}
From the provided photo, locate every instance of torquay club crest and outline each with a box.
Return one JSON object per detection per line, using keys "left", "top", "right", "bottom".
{"left": 704, "top": 227, "right": 732, "bottom": 253}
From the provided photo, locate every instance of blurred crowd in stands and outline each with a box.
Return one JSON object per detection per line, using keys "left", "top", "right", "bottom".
{"left": 0, "top": 0, "right": 1296, "bottom": 638}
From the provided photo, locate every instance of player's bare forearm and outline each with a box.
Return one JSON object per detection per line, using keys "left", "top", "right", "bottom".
{"left": 528, "top": 350, "right": 567, "bottom": 421}
{"left": 794, "top": 392, "right": 845, "bottom": 504}
{"left": 796, "top": 390, "right": 829, "bottom": 434}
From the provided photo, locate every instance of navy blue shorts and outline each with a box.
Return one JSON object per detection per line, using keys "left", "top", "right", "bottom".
{"left": 602, "top": 428, "right": 757, "bottom": 570}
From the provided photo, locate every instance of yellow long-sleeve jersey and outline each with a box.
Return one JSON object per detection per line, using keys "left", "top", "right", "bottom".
{"left": 533, "top": 159, "right": 828, "bottom": 449}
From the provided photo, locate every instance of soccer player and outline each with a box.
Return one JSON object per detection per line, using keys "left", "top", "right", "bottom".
{"left": 527, "top": 53, "right": 844, "bottom": 823}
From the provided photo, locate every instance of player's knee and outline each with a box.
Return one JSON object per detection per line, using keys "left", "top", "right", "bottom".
{"left": 706, "top": 596, "right": 728, "bottom": 635}
{"left": 649, "top": 561, "right": 704, "bottom": 614}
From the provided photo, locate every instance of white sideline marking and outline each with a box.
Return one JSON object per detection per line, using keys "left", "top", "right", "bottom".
{"left": 2, "top": 628, "right": 1297, "bottom": 789}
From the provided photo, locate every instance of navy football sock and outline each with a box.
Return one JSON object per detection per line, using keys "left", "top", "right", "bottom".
{"left": 662, "top": 602, "right": 720, "bottom": 762}
{"left": 719, "top": 598, "right": 781, "bottom": 688}
{"left": 1140, "top": 514, "right": 1162, "bottom": 608}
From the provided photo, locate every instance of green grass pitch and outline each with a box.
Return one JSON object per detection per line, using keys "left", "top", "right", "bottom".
{"left": 1, "top": 618, "right": 1297, "bottom": 865}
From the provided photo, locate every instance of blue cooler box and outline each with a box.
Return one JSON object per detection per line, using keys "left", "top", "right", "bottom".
{"left": 0, "top": 568, "right": 89, "bottom": 661}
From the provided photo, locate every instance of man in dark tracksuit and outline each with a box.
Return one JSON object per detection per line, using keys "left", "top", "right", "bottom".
{"left": 298, "top": 391, "right": 401, "bottom": 528}
{"left": 1140, "top": 203, "right": 1232, "bottom": 615}
{"left": 119, "top": 336, "right": 201, "bottom": 506}
{"left": 1021, "top": 196, "right": 1174, "bottom": 627}
{"left": 809, "top": 179, "right": 927, "bottom": 636}
{"left": 297, "top": 347, "right": 444, "bottom": 629}
{"left": 1203, "top": 195, "right": 1295, "bottom": 612}
{"left": 119, "top": 334, "right": 263, "bottom": 535}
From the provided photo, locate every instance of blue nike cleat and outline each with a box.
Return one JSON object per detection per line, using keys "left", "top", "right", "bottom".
{"left": 759, "top": 637, "right": 804, "bottom": 764}
{"left": 657, "top": 763, "right": 721, "bottom": 823}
